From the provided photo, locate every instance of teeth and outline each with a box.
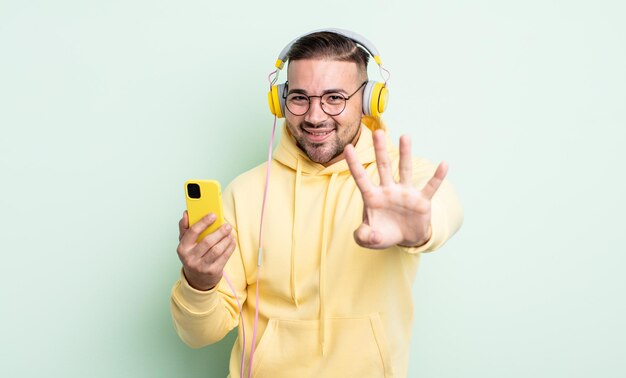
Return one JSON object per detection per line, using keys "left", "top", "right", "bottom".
{"left": 306, "top": 130, "right": 331, "bottom": 136}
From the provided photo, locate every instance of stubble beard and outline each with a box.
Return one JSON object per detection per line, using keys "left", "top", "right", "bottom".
{"left": 287, "top": 119, "right": 361, "bottom": 165}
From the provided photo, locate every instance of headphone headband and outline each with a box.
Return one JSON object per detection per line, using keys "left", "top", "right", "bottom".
{"left": 274, "top": 28, "right": 383, "bottom": 70}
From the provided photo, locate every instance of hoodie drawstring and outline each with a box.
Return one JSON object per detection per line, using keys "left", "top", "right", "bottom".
{"left": 319, "top": 172, "right": 338, "bottom": 355}
{"left": 290, "top": 157, "right": 302, "bottom": 307}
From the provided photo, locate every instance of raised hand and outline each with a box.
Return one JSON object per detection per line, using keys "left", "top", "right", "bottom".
{"left": 343, "top": 129, "right": 448, "bottom": 249}
{"left": 177, "top": 211, "right": 236, "bottom": 291}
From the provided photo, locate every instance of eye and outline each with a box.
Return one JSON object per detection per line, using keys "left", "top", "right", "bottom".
{"left": 324, "top": 94, "right": 345, "bottom": 105}
{"left": 288, "top": 95, "right": 308, "bottom": 103}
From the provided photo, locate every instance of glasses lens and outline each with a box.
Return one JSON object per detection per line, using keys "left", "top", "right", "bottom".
{"left": 321, "top": 93, "right": 346, "bottom": 116}
{"left": 286, "top": 94, "right": 309, "bottom": 116}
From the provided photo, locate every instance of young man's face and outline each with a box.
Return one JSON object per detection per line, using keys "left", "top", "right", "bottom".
{"left": 285, "top": 59, "right": 365, "bottom": 166}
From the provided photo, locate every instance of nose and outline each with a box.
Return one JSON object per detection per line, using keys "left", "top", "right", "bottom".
{"left": 304, "top": 97, "right": 329, "bottom": 124}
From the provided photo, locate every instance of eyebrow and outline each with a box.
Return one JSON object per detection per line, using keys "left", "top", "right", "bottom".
{"left": 286, "top": 87, "right": 349, "bottom": 96}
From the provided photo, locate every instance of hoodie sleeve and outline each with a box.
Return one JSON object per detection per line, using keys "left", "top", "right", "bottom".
{"left": 170, "top": 184, "right": 248, "bottom": 348}
{"left": 396, "top": 156, "right": 464, "bottom": 254}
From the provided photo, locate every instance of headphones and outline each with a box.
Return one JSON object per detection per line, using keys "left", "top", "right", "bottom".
{"left": 267, "top": 28, "right": 389, "bottom": 119}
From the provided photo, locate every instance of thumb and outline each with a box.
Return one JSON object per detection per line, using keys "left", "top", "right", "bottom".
{"left": 353, "top": 223, "right": 384, "bottom": 249}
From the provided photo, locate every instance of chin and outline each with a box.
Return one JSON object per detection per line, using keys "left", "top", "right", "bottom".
{"left": 304, "top": 143, "right": 342, "bottom": 165}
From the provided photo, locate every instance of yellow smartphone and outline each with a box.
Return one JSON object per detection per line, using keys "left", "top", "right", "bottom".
{"left": 184, "top": 179, "right": 224, "bottom": 242}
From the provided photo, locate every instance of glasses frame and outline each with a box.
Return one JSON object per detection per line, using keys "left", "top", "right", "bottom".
{"left": 283, "top": 81, "right": 368, "bottom": 116}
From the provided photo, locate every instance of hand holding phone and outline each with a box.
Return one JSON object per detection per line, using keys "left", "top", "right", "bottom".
{"left": 177, "top": 179, "right": 234, "bottom": 291}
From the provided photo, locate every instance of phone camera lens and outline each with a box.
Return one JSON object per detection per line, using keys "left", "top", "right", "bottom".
{"left": 187, "top": 183, "right": 201, "bottom": 199}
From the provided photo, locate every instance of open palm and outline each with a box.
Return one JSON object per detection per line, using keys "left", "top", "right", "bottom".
{"left": 344, "top": 130, "right": 448, "bottom": 249}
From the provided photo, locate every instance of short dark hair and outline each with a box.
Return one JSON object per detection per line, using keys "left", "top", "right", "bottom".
{"left": 286, "top": 32, "right": 370, "bottom": 79}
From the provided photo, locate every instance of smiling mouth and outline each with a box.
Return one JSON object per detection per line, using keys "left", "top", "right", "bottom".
{"left": 301, "top": 127, "right": 335, "bottom": 144}
{"left": 304, "top": 129, "right": 334, "bottom": 136}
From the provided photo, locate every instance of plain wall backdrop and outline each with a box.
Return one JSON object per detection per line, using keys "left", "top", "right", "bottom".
{"left": 1, "top": 0, "right": 624, "bottom": 377}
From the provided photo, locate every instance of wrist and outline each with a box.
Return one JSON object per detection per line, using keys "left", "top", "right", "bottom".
{"left": 183, "top": 268, "right": 218, "bottom": 292}
{"left": 398, "top": 225, "right": 432, "bottom": 248}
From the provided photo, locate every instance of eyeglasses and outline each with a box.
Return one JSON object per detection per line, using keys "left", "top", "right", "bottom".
{"left": 283, "top": 81, "right": 367, "bottom": 116}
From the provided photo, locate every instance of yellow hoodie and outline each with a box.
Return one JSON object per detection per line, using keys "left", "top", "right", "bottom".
{"left": 170, "top": 121, "right": 464, "bottom": 378}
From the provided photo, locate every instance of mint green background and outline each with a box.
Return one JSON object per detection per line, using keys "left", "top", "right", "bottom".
{"left": 1, "top": 1, "right": 624, "bottom": 377}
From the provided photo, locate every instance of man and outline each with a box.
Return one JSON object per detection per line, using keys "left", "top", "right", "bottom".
{"left": 171, "top": 30, "right": 463, "bottom": 377}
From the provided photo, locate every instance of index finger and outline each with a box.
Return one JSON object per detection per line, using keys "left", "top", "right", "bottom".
{"left": 178, "top": 210, "right": 189, "bottom": 241}
{"left": 180, "top": 212, "right": 217, "bottom": 247}
{"left": 344, "top": 143, "right": 374, "bottom": 194}
{"left": 373, "top": 130, "right": 394, "bottom": 186}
